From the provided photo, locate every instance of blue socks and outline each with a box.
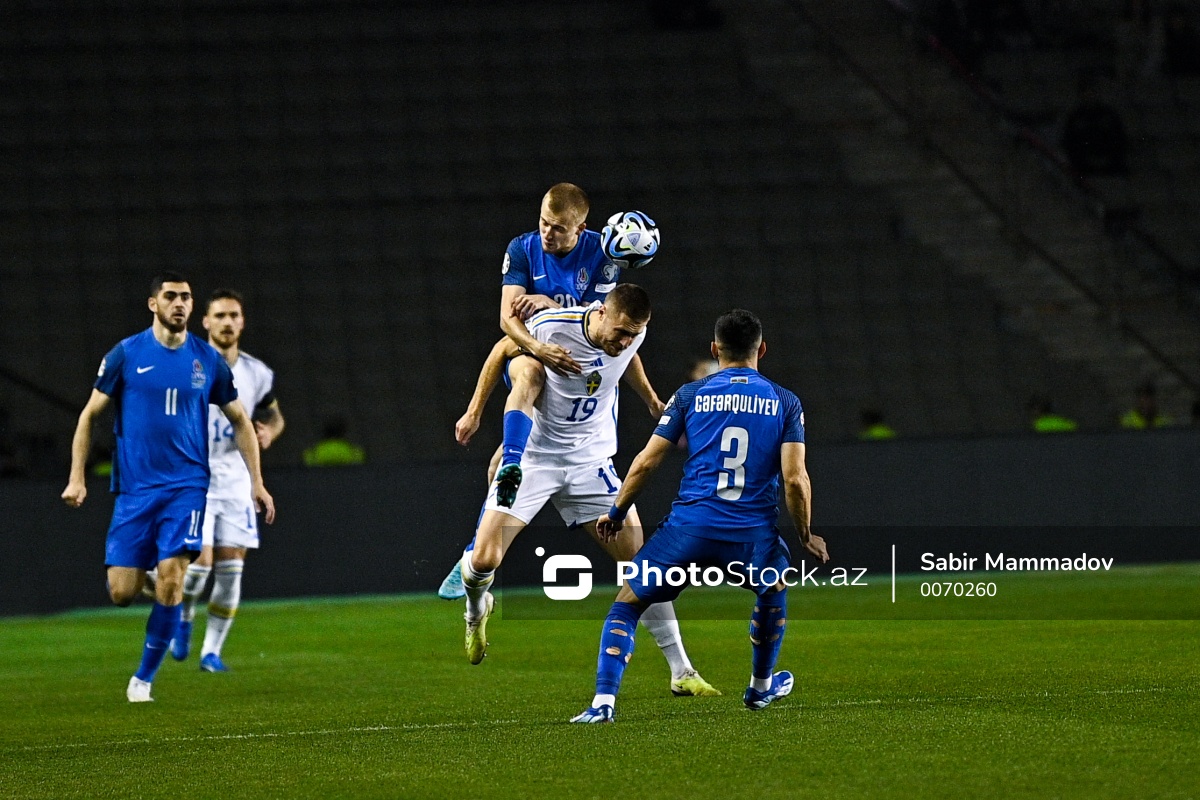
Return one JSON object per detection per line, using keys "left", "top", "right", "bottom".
{"left": 749, "top": 590, "right": 787, "bottom": 680}
{"left": 135, "top": 602, "right": 182, "bottom": 682}
{"left": 595, "top": 601, "right": 643, "bottom": 696}
{"left": 500, "top": 410, "right": 533, "bottom": 467}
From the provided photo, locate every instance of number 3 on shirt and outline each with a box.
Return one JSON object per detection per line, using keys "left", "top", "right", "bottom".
{"left": 717, "top": 426, "right": 749, "bottom": 500}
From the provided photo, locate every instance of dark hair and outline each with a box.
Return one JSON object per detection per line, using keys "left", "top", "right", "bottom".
{"left": 206, "top": 288, "right": 246, "bottom": 314}
{"left": 605, "top": 283, "right": 651, "bottom": 322}
{"left": 714, "top": 309, "right": 762, "bottom": 360}
{"left": 150, "top": 272, "right": 190, "bottom": 297}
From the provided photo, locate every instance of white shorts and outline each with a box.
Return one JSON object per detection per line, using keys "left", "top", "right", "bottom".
{"left": 483, "top": 458, "right": 627, "bottom": 527}
{"left": 201, "top": 497, "right": 260, "bottom": 549}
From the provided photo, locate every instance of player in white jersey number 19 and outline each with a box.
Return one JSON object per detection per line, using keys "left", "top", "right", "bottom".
{"left": 455, "top": 285, "right": 719, "bottom": 698}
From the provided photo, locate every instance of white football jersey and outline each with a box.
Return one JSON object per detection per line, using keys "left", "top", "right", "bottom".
{"left": 207, "top": 351, "right": 276, "bottom": 501}
{"left": 522, "top": 302, "right": 646, "bottom": 468}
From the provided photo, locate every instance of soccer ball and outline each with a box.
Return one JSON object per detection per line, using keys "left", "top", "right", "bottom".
{"left": 601, "top": 210, "right": 660, "bottom": 270}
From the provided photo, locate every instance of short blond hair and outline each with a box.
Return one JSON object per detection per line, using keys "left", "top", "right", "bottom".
{"left": 544, "top": 183, "right": 590, "bottom": 221}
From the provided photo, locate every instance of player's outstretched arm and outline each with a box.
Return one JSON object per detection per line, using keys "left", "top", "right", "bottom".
{"left": 456, "top": 337, "right": 522, "bottom": 446}
{"left": 596, "top": 434, "right": 673, "bottom": 542}
{"left": 223, "top": 398, "right": 276, "bottom": 524}
{"left": 781, "top": 441, "right": 826, "bottom": 563}
{"left": 500, "top": 285, "right": 581, "bottom": 376}
{"left": 621, "top": 353, "right": 664, "bottom": 417}
{"left": 254, "top": 400, "right": 286, "bottom": 451}
{"left": 61, "top": 389, "right": 111, "bottom": 508}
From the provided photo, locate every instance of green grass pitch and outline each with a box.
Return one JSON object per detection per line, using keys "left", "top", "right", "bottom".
{"left": 0, "top": 568, "right": 1197, "bottom": 799}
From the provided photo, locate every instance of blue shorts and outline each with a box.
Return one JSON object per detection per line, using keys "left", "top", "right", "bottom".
{"left": 105, "top": 486, "right": 207, "bottom": 570}
{"left": 625, "top": 524, "right": 792, "bottom": 605}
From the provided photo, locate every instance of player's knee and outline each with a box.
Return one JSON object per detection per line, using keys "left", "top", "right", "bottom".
{"left": 108, "top": 585, "right": 136, "bottom": 606}
{"left": 469, "top": 550, "right": 499, "bottom": 573}
{"left": 510, "top": 358, "right": 545, "bottom": 389}
{"left": 155, "top": 581, "right": 184, "bottom": 605}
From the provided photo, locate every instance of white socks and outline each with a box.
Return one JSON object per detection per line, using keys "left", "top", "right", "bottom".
{"left": 202, "top": 559, "right": 243, "bottom": 657}
{"left": 590, "top": 693, "right": 616, "bottom": 709}
{"left": 180, "top": 564, "right": 211, "bottom": 622}
{"left": 461, "top": 551, "right": 495, "bottom": 619}
{"left": 640, "top": 602, "right": 694, "bottom": 680}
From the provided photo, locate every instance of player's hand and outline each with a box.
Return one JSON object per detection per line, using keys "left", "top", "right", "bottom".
{"left": 61, "top": 479, "right": 87, "bottom": 508}
{"left": 511, "top": 294, "right": 561, "bottom": 320}
{"left": 647, "top": 396, "right": 666, "bottom": 418}
{"left": 596, "top": 514, "right": 624, "bottom": 542}
{"left": 802, "top": 532, "right": 829, "bottom": 563}
{"left": 254, "top": 421, "right": 275, "bottom": 451}
{"left": 535, "top": 342, "right": 582, "bottom": 376}
{"left": 254, "top": 483, "right": 276, "bottom": 525}
{"left": 455, "top": 411, "right": 481, "bottom": 445}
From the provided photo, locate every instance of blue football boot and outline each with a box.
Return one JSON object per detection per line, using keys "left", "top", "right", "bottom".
{"left": 169, "top": 620, "right": 192, "bottom": 661}
{"left": 569, "top": 705, "right": 615, "bottom": 724}
{"left": 438, "top": 561, "right": 466, "bottom": 600}
{"left": 742, "top": 671, "right": 794, "bottom": 710}
{"left": 199, "top": 653, "right": 230, "bottom": 673}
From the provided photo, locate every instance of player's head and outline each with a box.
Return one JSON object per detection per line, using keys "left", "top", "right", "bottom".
{"left": 539, "top": 183, "right": 589, "bottom": 255}
{"left": 594, "top": 283, "right": 651, "bottom": 356}
{"left": 713, "top": 309, "right": 766, "bottom": 364}
{"left": 148, "top": 272, "right": 194, "bottom": 334}
{"left": 203, "top": 289, "right": 246, "bottom": 350}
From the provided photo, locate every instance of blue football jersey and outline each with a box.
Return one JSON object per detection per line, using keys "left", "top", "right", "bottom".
{"left": 653, "top": 368, "right": 805, "bottom": 541}
{"left": 500, "top": 230, "right": 621, "bottom": 307}
{"left": 94, "top": 328, "right": 237, "bottom": 494}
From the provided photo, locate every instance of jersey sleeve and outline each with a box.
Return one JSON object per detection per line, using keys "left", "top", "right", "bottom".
{"left": 782, "top": 390, "right": 805, "bottom": 443}
{"left": 253, "top": 370, "right": 278, "bottom": 417}
{"left": 93, "top": 343, "right": 125, "bottom": 397}
{"left": 525, "top": 310, "right": 556, "bottom": 344}
{"left": 500, "top": 237, "right": 531, "bottom": 288}
{"left": 209, "top": 357, "right": 238, "bottom": 407}
{"left": 589, "top": 260, "right": 621, "bottom": 298}
{"left": 653, "top": 382, "right": 696, "bottom": 444}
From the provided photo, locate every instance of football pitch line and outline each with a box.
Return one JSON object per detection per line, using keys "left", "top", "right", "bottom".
{"left": 8, "top": 685, "right": 1172, "bottom": 754}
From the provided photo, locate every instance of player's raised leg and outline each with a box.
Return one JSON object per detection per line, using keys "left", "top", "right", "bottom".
{"left": 582, "top": 507, "right": 719, "bottom": 696}
{"left": 495, "top": 357, "right": 544, "bottom": 507}
{"left": 461, "top": 508, "right": 527, "bottom": 664}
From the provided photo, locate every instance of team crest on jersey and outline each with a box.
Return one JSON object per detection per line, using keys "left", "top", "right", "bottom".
{"left": 191, "top": 359, "right": 206, "bottom": 388}
{"left": 575, "top": 267, "right": 590, "bottom": 294}
{"left": 585, "top": 371, "right": 602, "bottom": 396}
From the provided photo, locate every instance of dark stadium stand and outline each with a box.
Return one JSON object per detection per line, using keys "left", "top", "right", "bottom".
{"left": 1, "top": 0, "right": 1191, "bottom": 476}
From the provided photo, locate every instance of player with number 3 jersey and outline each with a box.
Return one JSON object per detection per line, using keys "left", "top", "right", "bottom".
{"left": 572, "top": 309, "right": 828, "bottom": 724}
